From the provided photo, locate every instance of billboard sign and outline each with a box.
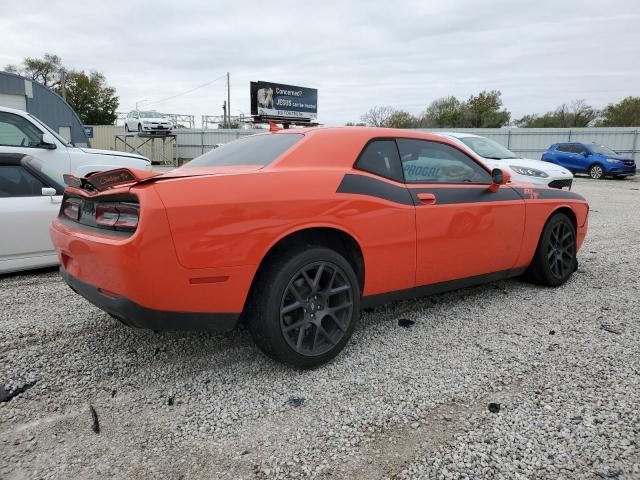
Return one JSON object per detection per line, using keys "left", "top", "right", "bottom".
{"left": 250, "top": 81, "right": 317, "bottom": 121}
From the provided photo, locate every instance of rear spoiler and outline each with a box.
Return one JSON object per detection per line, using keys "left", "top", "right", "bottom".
{"left": 63, "top": 168, "right": 162, "bottom": 193}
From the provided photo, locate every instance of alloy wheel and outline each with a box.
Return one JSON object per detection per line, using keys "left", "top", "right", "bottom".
{"left": 547, "top": 221, "right": 575, "bottom": 279}
{"left": 589, "top": 165, "right": 603, "bottom": 179}
{"left": 279, "top": 261, "right": 354, "bottom": 357}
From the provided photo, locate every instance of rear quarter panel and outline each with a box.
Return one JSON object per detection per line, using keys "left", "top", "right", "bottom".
{"left": 151, "top": 168, "right": 417, "bottom": 296}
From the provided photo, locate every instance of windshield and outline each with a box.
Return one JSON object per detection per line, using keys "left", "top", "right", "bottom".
{"left": 459, "top": 136, "right": 518, "bottom": 160}
{"left": 588, "top": 144, "right": 617, "bottom": 156}
{"left": 28, "top": 114, "right": 72, "bottom": 146}
{"left": 139, "top": 111, "right": 164, "bottom": 118}
{"left": 186, "top": 133, "right": 304, "bottom": 167}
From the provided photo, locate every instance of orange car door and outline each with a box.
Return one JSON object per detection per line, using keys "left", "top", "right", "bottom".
{"left": 397, "top": 138, "right": 526, "bottom": 286}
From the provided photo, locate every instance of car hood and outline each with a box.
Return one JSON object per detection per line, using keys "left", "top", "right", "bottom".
{"left": 140, "top": 117, "right": 170, "bottom": 122}
{"left": 605, "top": 154, "right": 633, "bottom": 161}
{"left": 79, "top": 147, "right": 149, "bottom": 162}
{"left": 485, "top": 156, "right": 570, "bottom": 172}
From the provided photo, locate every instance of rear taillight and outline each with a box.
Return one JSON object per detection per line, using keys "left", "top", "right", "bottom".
{"left": 62, "top": 198, "right": 81, "bottom": 221}
{"left": 95, "top": 203, "right": 139, "bottom": 231}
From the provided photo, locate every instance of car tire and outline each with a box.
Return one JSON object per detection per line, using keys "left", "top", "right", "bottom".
{"left": 525, "top": 213, "right": 577, "bottom": 287}
{"left": 138, "top": 124, "right": 143, "bottom": 133}
{"left": 247, "top": 246, "right": 361, "bottom": 369}
{"left": 588, "top": 164, "right": 604, "bottom": 179}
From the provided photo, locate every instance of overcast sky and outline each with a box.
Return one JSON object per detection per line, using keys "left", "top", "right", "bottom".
{"left": 1, "top": 0, "right": 638, "bottom": 125}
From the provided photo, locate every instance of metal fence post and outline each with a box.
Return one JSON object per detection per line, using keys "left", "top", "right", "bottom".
{"left": 507, "top": 130, "right": 512, "bottom": 150}
{"left": 568, "top": 129, "right": 572, "bottom": 142}
{"left": 201, "top": 130, "right": 205, "bottom": 155}
{"left": 632, "top": 129, "right": 639, "bottom": 162}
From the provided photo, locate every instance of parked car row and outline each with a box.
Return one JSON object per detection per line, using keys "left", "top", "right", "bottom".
{"left": 0, "top": 113, "right": 636, "bottom": 277}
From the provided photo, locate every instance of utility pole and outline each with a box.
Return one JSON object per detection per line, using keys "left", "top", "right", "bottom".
{"left": 227, "top": 72, "right": 231, "bottom": 128}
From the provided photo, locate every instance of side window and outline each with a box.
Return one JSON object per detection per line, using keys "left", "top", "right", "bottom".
{"left": 572, "top": 144, "right": 587, "bottom": 154}
{"left": 0, "top": 165, "right": 45, "bottom": 197}
{"left": 0, "top": 112, "right": 43, "bottom": 148}
{"left": 398, "top": 139, "right": 492, "bottom": 184}
{"left": 355, "top": 140, "right": 404, "bottom": 182}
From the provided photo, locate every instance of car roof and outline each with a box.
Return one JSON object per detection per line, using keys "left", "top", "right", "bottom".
{"left": 276, "top": 126, "right": 468, "bottom": 142}
{"left": 0, "top": 105, "right": 29, "bottom": 116}
{"left": 0, "top": 153, "right": 28, "bottom": 166}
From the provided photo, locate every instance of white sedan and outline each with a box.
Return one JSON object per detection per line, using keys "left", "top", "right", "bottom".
{"left": 124, "top": 110, "right": 173, "bottom": 134}
{"left": 434, "top": 132, "right": 574, "bottom": 189}
{"left": 0, "top": 153, "right": 63, "bottom": 274}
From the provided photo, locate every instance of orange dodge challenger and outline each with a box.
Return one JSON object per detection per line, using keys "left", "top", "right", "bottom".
{"left": 50, "top": 128, "right": 588, "bottom": 368}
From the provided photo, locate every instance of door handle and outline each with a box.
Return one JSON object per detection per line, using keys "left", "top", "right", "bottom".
{"left": 417, "top": 192, "right": 436, "bottom": 205}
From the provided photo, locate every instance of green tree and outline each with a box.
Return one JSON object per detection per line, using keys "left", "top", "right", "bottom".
{"left": 598, "top": 96, "right": 640, "bottom": 126}
{"left": 57, "top": 71, "right": 119, "bottom": 125}
{"left": 420, "top": 96, "right": 465, "bottom": 127}
{"left": 386, "top": 110, "right": 418, "bottom": 128}
{"left": 515, "top": 100, "right": 597, "bottom": 128}
{"left": 4, "top": 53, "right": 63, "bottom": 87}
{"left": 463, "top": 90, "right": 510, "bottom": 128}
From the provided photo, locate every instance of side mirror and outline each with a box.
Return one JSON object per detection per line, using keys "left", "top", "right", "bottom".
{"left": 40, "top": 133, "right": 57, "bottom": 150}
{"left": 582, "top": 151, "right": 590, "bottom": 157}
{"left": 489, "top": 168, "right": 510, "bottom": 192}
{"left": 41, "top": 187, "right": 57, "bottom": 196}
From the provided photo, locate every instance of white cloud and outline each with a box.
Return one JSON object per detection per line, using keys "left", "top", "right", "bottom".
{"left": 1, "top": 0, "right": 638, "bottom": 124}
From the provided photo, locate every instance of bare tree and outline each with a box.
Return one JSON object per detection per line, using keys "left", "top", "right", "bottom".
{"left": 569, "top": 99, "right": 597, "bottom": 127}
{"left": 360, "top": 106, "right": 395, "bottom": 127}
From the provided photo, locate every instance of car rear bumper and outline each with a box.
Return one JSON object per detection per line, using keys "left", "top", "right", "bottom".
{"left": 61, "top": 269, "right": 239, "bottom": 331}
{"left": 49, "top": 191, "right": 256, "bottom": 319}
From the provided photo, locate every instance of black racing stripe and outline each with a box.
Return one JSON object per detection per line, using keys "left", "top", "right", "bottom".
{"left": 336, "top": 174, "right": 414, "bottom": 205}
{"left": 336, "top": 174, "right": 585, "bottom": 206}
{"left": 409, "top": 186, "right": 523, "bottom": 205}
{"left": 515, "top": 187, "right": 586, "bottom": 201}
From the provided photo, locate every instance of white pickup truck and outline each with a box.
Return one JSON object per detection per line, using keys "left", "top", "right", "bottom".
{"left": 0, "top": 106, "right": 151, "bottom": 176}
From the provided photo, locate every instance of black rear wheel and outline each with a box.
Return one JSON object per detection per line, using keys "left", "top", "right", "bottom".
{"left": 525, "top": 213, "right": 577, "bottom": 286}
{"left": 247, "top": 246, "right": 360, "bottom": 368}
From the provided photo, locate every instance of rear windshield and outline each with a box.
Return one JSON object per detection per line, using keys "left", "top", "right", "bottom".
{"left": 186, "top": 133, "right": 303, "bottom": 167}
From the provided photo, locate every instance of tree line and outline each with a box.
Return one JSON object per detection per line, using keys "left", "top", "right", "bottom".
{"left": 352, "top": 91, "right": 640, "bottom": 128}
{"left": 4, "top": 53, "right": 119, "bottom": 125}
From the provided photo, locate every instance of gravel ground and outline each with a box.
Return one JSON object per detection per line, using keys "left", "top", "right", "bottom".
{"left": 1, "top": 176, "right": 639, "bottom": 479}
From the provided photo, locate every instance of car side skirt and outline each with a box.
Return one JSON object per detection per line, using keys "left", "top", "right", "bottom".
{"left": 61, "top": 270, "right": 240, "bottom": 331}
{"left": 361, "top": 267, "right": 526, "bottom": 309}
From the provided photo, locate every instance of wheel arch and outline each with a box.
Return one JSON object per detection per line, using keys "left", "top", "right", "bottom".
{"left": 549, "top": 206, "right": 577, "bottom": 231}
{"left": 244, "top": 226, "right": 366, "bottom": 313}
{"left": 588, "top": 161, "right": 606, "bottom": 174}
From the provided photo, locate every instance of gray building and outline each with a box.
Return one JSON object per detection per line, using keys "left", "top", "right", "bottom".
{"left": 0, "top": 71, "right": 89, "bottom": 146}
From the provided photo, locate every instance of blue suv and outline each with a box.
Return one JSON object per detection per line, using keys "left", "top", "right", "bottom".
{"left": 541, "top": 142, "right": 636, "bottom": 179}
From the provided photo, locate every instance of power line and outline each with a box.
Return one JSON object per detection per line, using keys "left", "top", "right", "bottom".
{"left": 141, "top": 73, "right": 228, "bottom": 108}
